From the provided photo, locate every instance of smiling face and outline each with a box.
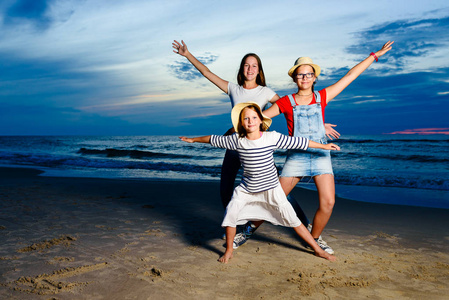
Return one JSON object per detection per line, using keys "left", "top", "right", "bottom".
{"left": 240, "top": 107, "right": 262, "bottom": 135}
{"left": 243, "top": 56, "right": 259, "bottom": 82}
{"left": 237, "top": 53, "right": 266, "bottom": 86}
{"left": 294, "top": 65, "right": 316, "bottom": 90}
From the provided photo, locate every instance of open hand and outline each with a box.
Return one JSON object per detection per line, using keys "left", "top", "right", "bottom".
{"left": 375, "top": 41, "right": 394, "bottom": 58}
{"left": 179, "top": 136, "right": 194, "bottom": 143}
{"left": 173, "top": 40, "right": 188, "bottom": 56}
{"left": 326, "top": 143, "right": 340, "bottom": 151}
{"left": 324, "top": 123, "right": 340, "bottom": 140}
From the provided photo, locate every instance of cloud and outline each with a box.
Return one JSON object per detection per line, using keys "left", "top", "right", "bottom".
{"left": 4, "top": 0, "right": 53, "bottom": 30}
{"left": 387, "top": 128, "right": 449, "bottom": 135}
{"left": 168, "top": 53, "right": 219, "bottom": 81}
{"left": 0, "top": 54, "right": 110, "bottom": 109}
{"left": 0, "top": 101, "right": 235, "bottom": 136}
{"left": 0, "top": 103, "right": 158, "bottom": 135}
{"left": 300, "top": 65, "right": 449, "bottom": 135}
{"left": 346, "top": 12, "right": 449, "bottom": 70}
{"left": 0, "top": 2, "right": 448, "bottom": 136}
{"left": 353, "top": 99, "right": 386, "bottom": 105}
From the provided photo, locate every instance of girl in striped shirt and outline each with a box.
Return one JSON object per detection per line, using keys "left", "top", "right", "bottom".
{"left": 180, "top": 102, "right": 339, "bottom": 263}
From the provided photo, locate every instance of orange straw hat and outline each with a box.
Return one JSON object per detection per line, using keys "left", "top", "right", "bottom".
{"left": 287, "top": 57, "right": 321, "bottom": 77}
{"left": 231, "top": 102, "right": 272, "bottom": 133}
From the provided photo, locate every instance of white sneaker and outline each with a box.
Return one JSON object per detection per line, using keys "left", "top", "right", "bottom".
{"left": 307, "top": 224, "right": 334, "bottom": 255}
{"left": 232, "top": 233, "right": 247, "bottom": 249}
{"left": 315, "top": 236, "right": 334, "bottom": 255}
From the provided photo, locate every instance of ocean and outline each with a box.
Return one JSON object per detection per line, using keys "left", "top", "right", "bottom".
{"left": 0, "top": 135, "right": 448, "bottom": 209}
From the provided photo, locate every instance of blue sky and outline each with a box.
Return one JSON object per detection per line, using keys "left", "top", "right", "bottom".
{"left": 0, "top": 0, "right": 448, "bottom": 136}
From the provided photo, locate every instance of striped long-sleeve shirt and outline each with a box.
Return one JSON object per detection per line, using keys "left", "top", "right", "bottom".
{"left": 210, "top": 131, "right": 310, "bottom": 193}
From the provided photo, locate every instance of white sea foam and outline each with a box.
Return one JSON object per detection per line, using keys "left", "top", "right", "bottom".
{"left": 0, "top": 135, "right": 447, "bottom": 208}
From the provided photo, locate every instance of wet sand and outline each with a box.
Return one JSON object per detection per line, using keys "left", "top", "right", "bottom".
{"left": 0, "top": 167, "right": 448, "bottom": 299}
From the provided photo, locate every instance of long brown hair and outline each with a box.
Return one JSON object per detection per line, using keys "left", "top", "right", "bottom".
{"left": 237, "top": 105, "right": 269, "bottom": 138}
{"left": 237, "top": 53, "right": 266, "bottom": 86}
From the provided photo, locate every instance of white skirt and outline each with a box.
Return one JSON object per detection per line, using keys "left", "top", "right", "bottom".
{"left": 221, "top": 184, "right": 301, "bottom": 228}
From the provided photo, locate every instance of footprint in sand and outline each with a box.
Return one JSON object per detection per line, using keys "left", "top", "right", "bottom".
{"left": 6, "top": 262, "right": 108, "bottom": 295}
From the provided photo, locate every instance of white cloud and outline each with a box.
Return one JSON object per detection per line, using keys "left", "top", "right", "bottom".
{"left": 0, "top": 0, "right": 448, "bottom": 134}
{"left": 353, "top": 99, "right": 387, "bottom": 105}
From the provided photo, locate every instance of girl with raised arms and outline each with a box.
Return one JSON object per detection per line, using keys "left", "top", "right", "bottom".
{"left": 172, "top": 40, "right": 339, "bottom": 248}
{"left": 263, "top": 41, "right": 394, "bottom": 254}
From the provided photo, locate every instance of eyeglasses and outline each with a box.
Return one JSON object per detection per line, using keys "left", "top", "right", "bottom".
{"left": 296, "top": 73, "right": 315, "bottom": 79}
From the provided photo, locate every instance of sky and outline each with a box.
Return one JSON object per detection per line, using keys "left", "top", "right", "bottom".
{"left": 0, "top": 0, "right": 448, "bottom": 136}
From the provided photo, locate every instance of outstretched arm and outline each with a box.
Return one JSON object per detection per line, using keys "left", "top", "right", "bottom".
{"left": 325, "top": 41, "right": 394, "bottom": 103}
{"left": 173, "top": 40, "right": 228, "bottom": 93}
{"left": 179, "top": 136, "right": 211, "bottom": 144}
{"left": 308, "top": 140, "right": 340, "bottom": 151}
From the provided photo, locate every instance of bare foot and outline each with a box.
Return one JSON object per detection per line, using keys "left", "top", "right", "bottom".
{"left": 315, "top": 250, "right": 336, "bottom": 261}
{"left": 218, "top": 251, "right": 233, "bottom": 263}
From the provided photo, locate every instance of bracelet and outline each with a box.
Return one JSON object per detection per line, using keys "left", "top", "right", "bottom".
{"left": 370, "top": 52, "right": 378, "bottom": 62}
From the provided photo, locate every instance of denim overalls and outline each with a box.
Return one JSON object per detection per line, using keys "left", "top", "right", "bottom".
{"left": 280, "top": 92, "right": 333, "bottom": 178}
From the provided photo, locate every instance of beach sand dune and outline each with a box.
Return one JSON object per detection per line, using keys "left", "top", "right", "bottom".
{"left": 0, "top": 167, "right": 448, "bottom": 299}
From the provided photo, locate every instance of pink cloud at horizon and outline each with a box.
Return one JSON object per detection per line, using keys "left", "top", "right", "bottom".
{"left": 387, "top": 128, "right": 449, "bottom": 135}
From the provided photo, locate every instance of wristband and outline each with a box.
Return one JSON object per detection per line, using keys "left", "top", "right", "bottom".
{"left": 370, "top": 52, "right": 378, "bottom": 62}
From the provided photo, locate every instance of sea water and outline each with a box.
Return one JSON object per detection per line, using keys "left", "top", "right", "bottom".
{"left": 0, "top": 135, "right": 447, "bottom": 209}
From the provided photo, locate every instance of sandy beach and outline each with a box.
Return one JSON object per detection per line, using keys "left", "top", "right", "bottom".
{"left": 0, "top": 167, "right": 448, "bottom": 299}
